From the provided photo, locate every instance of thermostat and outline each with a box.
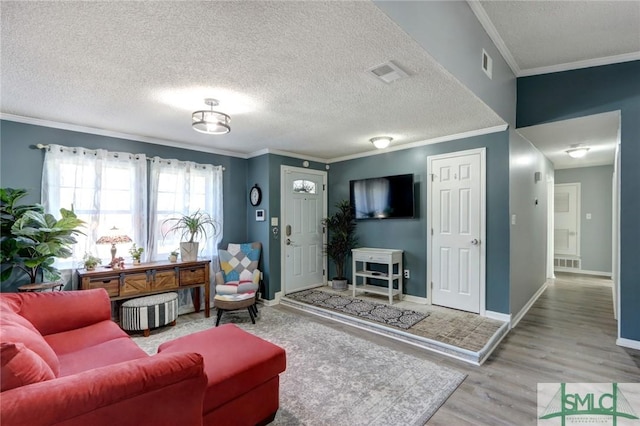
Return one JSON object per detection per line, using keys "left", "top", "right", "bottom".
{"left": 256, "top": 209, "right": 265, "bottom": 221}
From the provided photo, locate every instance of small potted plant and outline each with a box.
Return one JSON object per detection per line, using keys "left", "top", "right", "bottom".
{"left": 82, "top": 253, "right": 101, "bottom": 271}
{"left": 322, "top": 200, "right": 358, "bottom": 291}
{"left": 129, "top": 243, "right": 144, "bottom": 264}
{"left": 163, "top": 210, "right": 218, "bottom": 262}
{"left": 168, "top": 249, "right": 179, "bottom": 263}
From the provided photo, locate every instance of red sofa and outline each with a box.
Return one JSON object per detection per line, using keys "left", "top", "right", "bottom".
{"left": 0, "top": 289, "right": 286, "bottom": 426}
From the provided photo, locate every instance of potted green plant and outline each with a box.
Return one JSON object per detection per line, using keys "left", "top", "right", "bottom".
{"left": 162, "top": 210, "right": 218, "bottom": 262}
{"left": 82, "top": 253, "right": 101, "bottom": 271}
{"left": 322, "top": 200, "right": 358, "bottom": 291}
{"left": 1, "top": 188, "right": 85, "bottom": 286}
{"left": 168, "top": 249, "right": 179, "bottom": 263}
{"left": 129, "top": 243, "right": 144, "bottom": 264}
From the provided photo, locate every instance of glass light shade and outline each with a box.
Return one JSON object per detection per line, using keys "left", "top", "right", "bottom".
{"left": 192, "top": 110, "right": 231, "bottom": 135}
{"left": 566, "top": 147, "right": 589, "bottom": 158}
{"left": 370, "top": 137, "right": 392, "bottom": 149}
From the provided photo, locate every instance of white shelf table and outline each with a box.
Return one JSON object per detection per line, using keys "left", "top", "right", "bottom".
{"left": 352, "top": 247, "right": 403, "bottom": 304}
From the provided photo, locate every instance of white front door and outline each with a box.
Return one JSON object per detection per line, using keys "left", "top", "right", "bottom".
{"left": 554, "top": 183, "right": 580, "bottom": 257}
{"left": 282, "top": 166, "right": 327, "bottom": 294}
{"left": 428, "top": 149, "right": 485, "bottom": 314}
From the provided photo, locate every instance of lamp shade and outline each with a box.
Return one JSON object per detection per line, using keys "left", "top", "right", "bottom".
{"left": 192, "top": 98, "right": 231, "bottom": 135}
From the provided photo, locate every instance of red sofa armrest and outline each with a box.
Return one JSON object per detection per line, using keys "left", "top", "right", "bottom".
{"left": 0, "top": 352, "right": 207, "bottom": 426}
{"left": 3, "top": 289, "right": 112, "bottom": 336}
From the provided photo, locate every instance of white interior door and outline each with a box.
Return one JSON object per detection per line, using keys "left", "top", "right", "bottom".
{"left": 554, "top": 183, "right": 580, "bottom": 257}
{"left": 282, "top": 167, "right": 327, "bottom": 294}
{"left": 429, "top": 149, "right": 484, "bottom": 314}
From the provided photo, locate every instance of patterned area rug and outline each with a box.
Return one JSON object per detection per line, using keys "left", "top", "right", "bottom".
{"left": 133, "top": 307, "right": 465, "bottom": 426}
{"left": 286, "top": 289, "right": 427, "bottom": 329}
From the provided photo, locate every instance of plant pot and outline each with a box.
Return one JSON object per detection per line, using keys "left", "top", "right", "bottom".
{"left": 332, "top": 278, "right": 348, "bottom": 291}
{"left": 133, "top": 259, "right": 140, "bottom": 265}
{"left": 169, "top": 255, "right": 178, "bottom": 263}
{"left": 180, "top": 242, "right": 199, "bottom": 262}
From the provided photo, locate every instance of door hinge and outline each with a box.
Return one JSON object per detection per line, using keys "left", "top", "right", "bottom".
{"left": 323, "top": 269, "right": 325, "bottom": 276}
{"left": 323, "top": 184, "right": 326, "bottom": 191}
{"left": 431, "top": 228, "right": 433, "bottom": 236}
{"left": 431, "top": 174, "right": 435, "bottom": 182}
{"left": 430, "top": 281, "right": 433, "bottom": 291}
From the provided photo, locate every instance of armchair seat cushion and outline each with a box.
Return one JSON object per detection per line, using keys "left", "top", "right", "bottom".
{"left": 216, "top": 280, "right": 259, "bottom": 295}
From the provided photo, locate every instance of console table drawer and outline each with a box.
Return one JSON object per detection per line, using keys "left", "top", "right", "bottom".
{"left": 180, "top": 267, "right": 206, "bottom": 286}
{"left": 85, "top": 277, "right": 120, "bottom": 297}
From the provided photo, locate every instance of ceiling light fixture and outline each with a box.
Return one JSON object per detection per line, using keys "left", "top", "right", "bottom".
{"left": 192, "top": 98, "right": 231, "bottom": 135}
{"left": 370, "top": 136, "right": 393, "bottom": 149}
{"left": 566, "top": 145, "right": 590, "bottom": 159}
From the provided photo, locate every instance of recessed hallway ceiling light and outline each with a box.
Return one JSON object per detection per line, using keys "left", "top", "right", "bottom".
{"left": 566, "top": 145, "right": 590, "bottom": 158}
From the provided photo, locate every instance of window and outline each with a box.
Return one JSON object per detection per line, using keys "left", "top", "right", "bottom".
{"left": 41, "top": 145, "right": 147, "bottom": 268}
{"left": 293, "top": 179, "right": 316, "bottom": 194}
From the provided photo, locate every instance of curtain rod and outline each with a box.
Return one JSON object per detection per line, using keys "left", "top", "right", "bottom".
{"left": 35, "top": 144, "right": 226, "bottom": 171}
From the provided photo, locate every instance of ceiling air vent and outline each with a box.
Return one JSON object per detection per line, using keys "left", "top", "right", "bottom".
{"left": 368, "top": 61, "right": 408, "bottom": 84}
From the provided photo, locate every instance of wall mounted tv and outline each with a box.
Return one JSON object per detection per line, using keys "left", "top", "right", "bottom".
{"left": 349, "top": 173, "right": 415, "bottom": 220}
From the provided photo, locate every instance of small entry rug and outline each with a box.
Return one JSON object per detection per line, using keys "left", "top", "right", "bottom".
{"left": 287, "top": 289, "right": 427, "bottom": 329}
{"left": 133, "top": 307, "right": 465, "bottom": 425}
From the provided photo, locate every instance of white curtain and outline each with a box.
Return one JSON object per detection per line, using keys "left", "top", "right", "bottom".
{"left": 149, "top": 157, "right": 223, "bottom": 313}
{"left": 41, "top": 144, "right": 147, "bottom": 277}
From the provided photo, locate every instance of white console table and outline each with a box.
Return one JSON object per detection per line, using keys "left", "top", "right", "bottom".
{"left": 352, "top": 248, "right": 403, "bottom": 304}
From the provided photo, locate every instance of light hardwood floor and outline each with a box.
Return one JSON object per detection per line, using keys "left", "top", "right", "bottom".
{"left": 277, "top": 273, "right": 640, "bottom": 425}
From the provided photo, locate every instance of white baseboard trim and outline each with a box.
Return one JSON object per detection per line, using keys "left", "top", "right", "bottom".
{"left": 261, "top": 291, "right": 282, "bottom": 307}
{"left": 402, "top": 294, "right": 428, "bottom": 304}
{"left": 555, "top": 268, "right": 612, "bottom": 278}
{"left": 617, "top": 337, "right": 640, "bottom": 351}
{"left": 511, "top": 282, "right": 548, "bottom": 329}
{"left": 485, "top": 311, "right": 511, "bottom": 324}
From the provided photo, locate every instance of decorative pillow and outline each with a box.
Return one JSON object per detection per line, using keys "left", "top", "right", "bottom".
{"left": 1, "top": 316, "right": 60, "bottom": 377}
{"left": 1, "top": 342, "right": 55, "bottom": 391}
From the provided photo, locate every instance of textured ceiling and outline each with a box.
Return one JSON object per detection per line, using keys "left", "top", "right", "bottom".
{"left": 0, "top": 1, "right": 504, "bottom": 160}
{"left": 517, "top": 112, "right": 618, "bottom": 170}
{"left": 477, "top": 0, "right": 640, "bottom": 75}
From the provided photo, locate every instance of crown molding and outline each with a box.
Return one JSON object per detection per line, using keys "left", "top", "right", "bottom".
{"left": 327, "top": 124, "right": 508, "bottom": 164}
{"left": 518, "top": 51, "right": 640, "bottom": 77}
{"left": 466, "top": 0, "right": 521, "bottom": 77}
{"left": 247, "top": 148, "right": 327, "bottom": 164}
{"left": 0, "top": 113, "right": 249, "bottom": 159}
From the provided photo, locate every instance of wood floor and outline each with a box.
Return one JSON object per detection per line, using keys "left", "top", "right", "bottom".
{"left": 277, "top": 273, "right": 640, "bottom": 425}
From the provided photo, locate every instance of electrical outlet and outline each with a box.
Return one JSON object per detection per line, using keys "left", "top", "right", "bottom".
{"left": 404, "top": 269, "right": 410, "bottom": 279}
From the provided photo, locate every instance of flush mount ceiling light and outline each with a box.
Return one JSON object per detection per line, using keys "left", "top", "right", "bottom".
{"left": 370, "top": 136, "right": 393, "bottom": 149}
{"left": 192, "top": 98, "right": 231, "bottom": 135}
{"left": 566, "top": 144, "right": 590, "bottom": 159}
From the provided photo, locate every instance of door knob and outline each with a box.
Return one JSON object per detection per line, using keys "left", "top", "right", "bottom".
{"left": 286, "top": 238, "right": 292, "bottom": 246}
{"left": 471, "top": 238, "right": 479, "bottom": 245}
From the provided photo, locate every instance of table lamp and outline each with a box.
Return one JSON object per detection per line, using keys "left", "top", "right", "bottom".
{"left": 97, "top": 227, "right": 132, "bottom": 262}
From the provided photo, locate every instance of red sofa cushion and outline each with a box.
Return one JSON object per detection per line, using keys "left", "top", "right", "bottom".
{"left": 0, "top": 342, "right": 55, "bottom": 391}
{"left": 57, "top": 337, "right": 149, "bottom": 377}
{"left": 1, "top": 313, "right": 60, "bottom": 377}
{"left": 158, "top": 323, "right": 286, "bottom": 414}
{"left": 45, "top": 320, "right": 131, "bottom": 356}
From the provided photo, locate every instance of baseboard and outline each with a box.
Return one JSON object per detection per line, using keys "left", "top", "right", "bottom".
{"left": 260, "top": 291, "right": 282, "bottom": 307}
{"left": 555, "top": 268, "right": 612, "bottom": 278}
{"left": 511, "top": 282, "right": 548, "bottom": 329}
{"left": 402, "top": 294, "right": 428, "bottom": 304}
{"left": 617, "top": 337, "right": 640, "bottom": 351}
{"left": 485, "top": 311, "right": 511, "bottom": 324}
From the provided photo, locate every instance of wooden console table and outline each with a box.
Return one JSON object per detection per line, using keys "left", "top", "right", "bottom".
{"left": 77, "top": 259, "right": 211, "bottom": 317}
{"left": 352, "top": 248, "right": 403, "bottom": 304}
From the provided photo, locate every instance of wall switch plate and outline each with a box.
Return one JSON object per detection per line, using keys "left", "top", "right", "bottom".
{"left": 271, "top": 217, "right": 278, "bottom": 226}
{"left": 404, "top": 269, "right": 410, "bottom": 279}
{"left": 511, "top": 214, "right": 517, "bottom": 225}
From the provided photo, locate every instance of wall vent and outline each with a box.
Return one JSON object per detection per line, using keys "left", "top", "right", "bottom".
{"left": 482, "top": 49, "right": 493, "bottom": 79}
{"left": 368, "top": 61, "right": 409, "bottom": 84}
{"left": 554, "top": 257, "right": 581, "bottom": 271}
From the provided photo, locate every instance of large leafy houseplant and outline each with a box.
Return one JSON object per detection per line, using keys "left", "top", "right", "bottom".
{"left": 322, "top": 200, "right": 358, "bottom": 290}
{"left": 1, "top": 188, "right": 85, "bottom": 284}
{"left": 162, "top": 210, "right": 218, "bottom": 262}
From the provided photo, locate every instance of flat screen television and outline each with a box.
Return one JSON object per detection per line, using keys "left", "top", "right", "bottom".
{"left": 349, "top": 173, "right": 415, "bottom": 220}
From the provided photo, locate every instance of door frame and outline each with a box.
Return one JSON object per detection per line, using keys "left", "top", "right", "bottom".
{"left": 280, "top": 165, "right": 328, "bottom": 295}
{"left": 426, "top": 147, "right": 487, "bottom": 316}
{"left": 553, "top": 182, "right": 581, "bottom": 259}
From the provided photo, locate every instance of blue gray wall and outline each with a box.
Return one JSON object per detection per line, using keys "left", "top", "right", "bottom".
{"left": 555, "top": 166, "right": 613, "bottom": 273}
{"left": 509, "top": 130, "right": 553, "bottom": 316}
{"left": 329, "top": 131, "right": 511, "bottom": 314}
{"left": 517, "top": 60, "right": 640, "bottom": 341}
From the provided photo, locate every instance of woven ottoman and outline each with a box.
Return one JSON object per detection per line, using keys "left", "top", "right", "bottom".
{"left": 120, "top": 292, "right": 178, "bottom": 337}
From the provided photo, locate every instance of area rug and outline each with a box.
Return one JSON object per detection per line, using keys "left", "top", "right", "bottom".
{"left": 286, "top": 289, "right": 427, "bottom": 329}
{"left": 133, "top": 306, "right": 465, "bottom": 425}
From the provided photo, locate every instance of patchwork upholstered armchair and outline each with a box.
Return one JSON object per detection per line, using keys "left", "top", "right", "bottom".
{"left": 215, "top": 242, "right": 262, "bottom": 308}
